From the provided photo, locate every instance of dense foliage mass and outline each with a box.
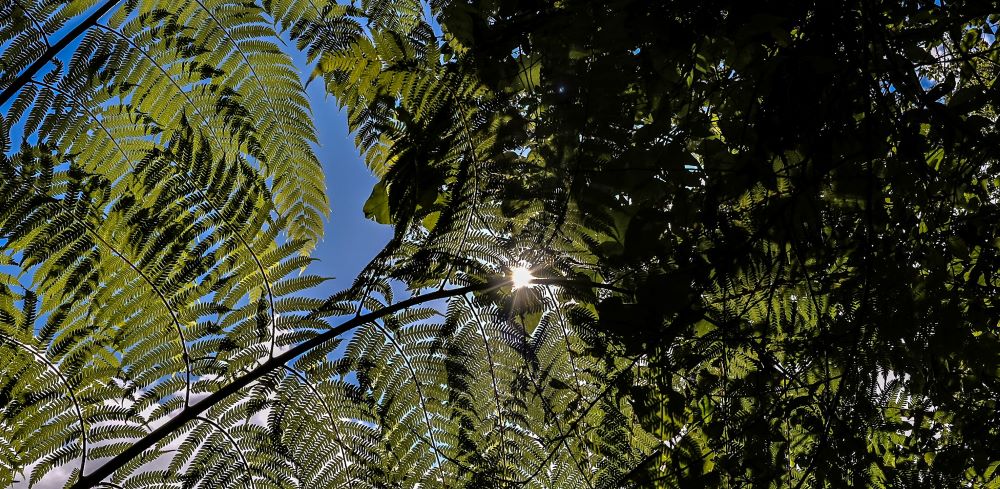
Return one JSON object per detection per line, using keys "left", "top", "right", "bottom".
{"left": 3, "top": 0, "right": 1000, "bottom": 487}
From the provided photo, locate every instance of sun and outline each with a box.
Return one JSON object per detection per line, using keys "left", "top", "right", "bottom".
{"left": 510, "top": 265, "right": 536, "bottom": 290}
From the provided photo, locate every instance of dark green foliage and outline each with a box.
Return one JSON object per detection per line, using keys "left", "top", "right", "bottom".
{"left": 301, "top": 0, "right": 1000, "bottom": 486}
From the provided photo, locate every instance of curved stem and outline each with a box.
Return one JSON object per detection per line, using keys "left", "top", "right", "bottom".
{"left": 187, "top": 0, "right": 321, "bottom": 224}
{"left": 460, "top": 296, "right": 511, "bottom": 474}
{"left": 194, "top": 416, "right": 254, "bottom": 488}
{"left": 541, "top": 288, "right": 596, "bottom": 486}
{"left": 514, "top": 355, "right": 643, "bottom": 485}
{"left": 72, "top": 279, "right": 502, "bottom": 488}
{"left": 439, "top": 95, "right": 482, "bottom": 287}
{"left": 23, "top": 80, "right": 195, "bottom": 404}
{"left": 512, "top": 308, "right": 595, "bottom": 486}
{"left": 54, "top": 23, "right": 282, "bottom": 359}
{"left": 87, "top": 223, "right": 194, "bottom": 406}
{"left": 280, "top": 365, "right": 359, "bottom": 479}
{"left": 368, "top": 317, "right": 445, "bottom": 473}
{"left": 71, "top": 276, "right": 623, "bottom": 487}
{"left": 87, "top": 23, "right": 279, "bottom": 345}
{"left": 11, "top": 0, "right": 50, "bottom": 49}
{"left": 0, "top": 334, "right": 88, "bottom": 482}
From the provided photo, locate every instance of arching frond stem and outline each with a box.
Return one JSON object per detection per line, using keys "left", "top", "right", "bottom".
{"left": 541, "top": 287, "right": 596, "bottom": 485}
{"left": 369, "top": 319, "right": 446, "bottom": 474}
{"left": 514, "top": 355, "right": 643, "bottom": 485}
{"left": 460, "top": 296, "right": 512, "bottom": 476}
{"left": 280, "top": 365, "right": 357, "bottom": 478}
{"left": 439, "top": 100, "right": 482, "bottom": 288}
{"left": 0, "top": 334, "right": 88, "bottom": 482}
{"left": 71, "top": 277, "right": 624, "bottom": 487}
{"left": 194, "top": 416, "right": 254, "bottom": 488}
{"left": 188, "top": 0, "right": 321, "bottom": 238}
{"left": 82, "top": 221, "right": 194, "bottom": 407}
{"left": 73, "top": 280, "right": 498, "bottom": 487}
{"left": 10, "top": 0, "right": 50, "bottom": 48}
{"left": 12, "top": 164, "right": 197, "bottom": 411}
{"left": 84, "top": 22, "right": 283, "bottom": 359}
{"left": 20, "top": 78, "right": 276, "bottom": 411}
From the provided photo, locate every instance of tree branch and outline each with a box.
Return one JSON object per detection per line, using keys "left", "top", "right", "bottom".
{"left": 71, "top": 275, "right": 628, "bottom": 487}
{"left": 71, "top": 279, "right": 504, "bottom": 488}
{"left": 0, "top": 0, "right": 122, "bottom": 107}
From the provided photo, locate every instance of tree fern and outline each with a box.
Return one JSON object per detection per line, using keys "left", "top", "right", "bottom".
{"left": 1, "top": 0, "right": 327, "bottom": 250}
{"left": 9, "top": 1, "right": 993, "bottom": 488}
{"left": 0, "top": 0, "right": 333, "bottom": 482}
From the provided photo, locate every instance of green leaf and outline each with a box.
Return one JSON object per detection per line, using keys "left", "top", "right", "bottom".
{"left": 363, "top": 181, "right": 393, "bottom": 224}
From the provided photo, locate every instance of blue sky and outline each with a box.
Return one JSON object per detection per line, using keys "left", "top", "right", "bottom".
{"left": 299, "top": 70, "right": 392, "bottom": 293}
